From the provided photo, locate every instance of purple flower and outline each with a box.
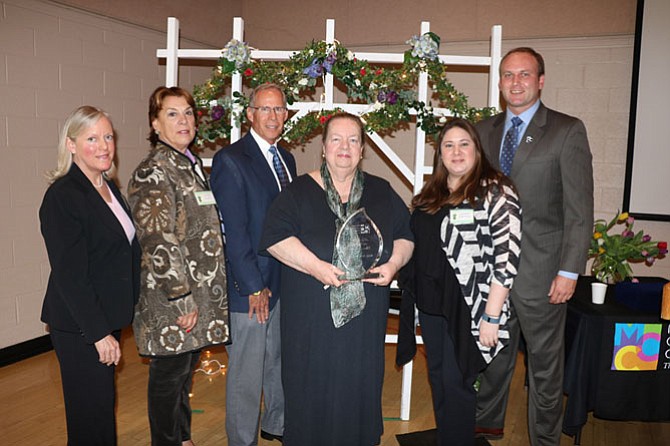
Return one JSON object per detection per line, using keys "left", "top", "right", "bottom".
{"left": 622, "top": 230, "right": 634, "bottom": 238}
{"left": 642, "top": 234, "right": 651, "bottom": 242}
{"left": 627, "top": 217, "right": 635, "bottom": 225}
{"left": 303, "top": 58, "right": 323, "bottom": 78}
{"left": 661, "top": 249, "right": 669, "bottom": 255}
{"left": 647, "top": 257, "right": 655, "bottom": 264}
{"left": 377, "top": 90, "right": 399, "bottom": 105}
{"left": 386, "top": 90, "right": 398, "bottom": 105}
{"left": 322, "top": 52, "right": 336, "bottom": 73}
{"left": 641, "top": 250, "right": 649, "bottom": 257}
{"left": 211, "top": 105, "right": 225, "bottom": 121}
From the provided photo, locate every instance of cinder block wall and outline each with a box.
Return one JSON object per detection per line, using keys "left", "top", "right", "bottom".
{"left": 0, "top": 0, "right": 213, "bottom": 348}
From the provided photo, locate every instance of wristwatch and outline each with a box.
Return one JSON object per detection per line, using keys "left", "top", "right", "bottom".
{"left": 481, "top": 313, "right": 501, "bottom": 324}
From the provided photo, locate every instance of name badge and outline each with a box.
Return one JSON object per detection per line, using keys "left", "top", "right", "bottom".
{"left": 194, "top": 190, "right": 216, "bottom": 206}
{"left": 449, "top": 208, "right": 474, "bottom": 225}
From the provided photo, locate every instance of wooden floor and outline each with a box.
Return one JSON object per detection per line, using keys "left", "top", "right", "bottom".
{"left": 2, "top": 317, "right": 669, "bottom": 445}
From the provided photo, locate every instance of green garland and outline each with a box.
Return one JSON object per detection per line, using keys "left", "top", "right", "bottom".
{"left": 193, "top": 33, "right": 496, "bottom": 148}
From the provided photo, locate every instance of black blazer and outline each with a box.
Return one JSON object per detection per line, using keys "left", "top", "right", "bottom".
{"left": 40, "top": 164, "right": 141, "bottom": 344}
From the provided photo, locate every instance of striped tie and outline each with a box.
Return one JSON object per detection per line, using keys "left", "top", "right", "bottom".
{"left": 500, "top": 116, "right": 523, "bottom": 176}
{"left": 269, "top": 145, "right": 289, "bottom": 190}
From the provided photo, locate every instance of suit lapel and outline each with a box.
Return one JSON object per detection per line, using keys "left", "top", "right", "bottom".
{"left": 487, "top": 115, "right": 506, "bottom": 170}
{"left": 510, "top": 104, "right": 548, "bottom": 177}
{"left": 69, "top": 164, "right": 127, "bottom": 239}
{"left": 243, "top": 134, "right": 281, "bottom": 194}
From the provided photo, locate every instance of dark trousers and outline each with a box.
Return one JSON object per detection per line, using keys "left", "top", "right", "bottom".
{"left": 475, "top": 295, "right": 567, "bottom": 446}
{"left": 50, "top": 329, "right": 119, "bottom": 446}
{"left": 148, "top": 351, "right": 200, "bottom": 446}
{"left": 420, "top": 311, "right": 477, "bottom": 446}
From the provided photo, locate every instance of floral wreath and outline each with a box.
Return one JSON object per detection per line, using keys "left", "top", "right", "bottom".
{"left": 193, "top": 32, "right": 496, "bottom": 148}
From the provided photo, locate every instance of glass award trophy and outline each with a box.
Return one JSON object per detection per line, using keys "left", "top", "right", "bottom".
{"left": 335, "top": 208, "right": 383, "bottom": 280}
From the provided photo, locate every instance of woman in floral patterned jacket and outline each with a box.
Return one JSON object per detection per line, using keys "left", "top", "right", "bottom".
{"left": 128, "top": 86, "right": 230, "bottom": 446}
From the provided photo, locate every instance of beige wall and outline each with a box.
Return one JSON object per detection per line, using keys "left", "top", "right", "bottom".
{"left": 0, "top": 0, "right": 214, "bottom": 348}
{"left": 2, "top": 0, "right": 668, "bottom": 349}
{"left": 56, "top": 0, "right": 637, "bottom": 47}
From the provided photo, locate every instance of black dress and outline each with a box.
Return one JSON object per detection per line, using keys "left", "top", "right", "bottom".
{"left": 260, "top": 173, "right": 412, "bottom": 446}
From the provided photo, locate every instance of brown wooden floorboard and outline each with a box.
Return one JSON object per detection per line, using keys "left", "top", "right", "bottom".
{"left": 2, "top": 316, "right": 669, "bottom": 445}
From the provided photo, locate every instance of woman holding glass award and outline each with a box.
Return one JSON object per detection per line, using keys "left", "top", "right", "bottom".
{"left": 397, "top": 118, "right": 521, "bottom": 445}
{"left": 260, "top": 112, "right": 413, "bottom": 446}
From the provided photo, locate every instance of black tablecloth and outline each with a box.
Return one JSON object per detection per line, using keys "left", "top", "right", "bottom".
{"left": 562, "top": 276, "right": 670, "bottom": 436}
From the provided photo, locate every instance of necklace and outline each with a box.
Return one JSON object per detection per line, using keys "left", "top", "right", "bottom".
{"left": 94, "top": 175, "right": 104, "bottom": 188}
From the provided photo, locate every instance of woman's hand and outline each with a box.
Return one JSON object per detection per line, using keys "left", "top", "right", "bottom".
{"left": 94, "top": 334, "right": 121, "bottom": 366}
{"left": 479, "top": 320, "right": 500, "bottom": 347}
{"left": 311, "top": 260, "right": 347, "bottom": 288}
{"left": 363, "top": 239, "right": 414, "bottom": 287}
{"left": 363, "top": 261, "right": 399, "bottom": 287}
{"left": 268, "top": 237, "right": 347, "bottom": 288}
{"left": 177, "top": 309, "right": 199, "bottom": 333}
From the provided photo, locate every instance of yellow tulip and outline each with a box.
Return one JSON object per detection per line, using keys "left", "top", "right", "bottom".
{"left": 618, "top": 212, "right": 629, "bottom": 221}
{"left": 594, "top": 232, "right": 602, "bottom": 239}
{"left": 598, "top": 247, "right": 605, "bottom": 254}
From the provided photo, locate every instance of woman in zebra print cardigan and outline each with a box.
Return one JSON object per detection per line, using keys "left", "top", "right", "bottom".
{"left": 397, "top": 118, "right": 522, "bottom": 446}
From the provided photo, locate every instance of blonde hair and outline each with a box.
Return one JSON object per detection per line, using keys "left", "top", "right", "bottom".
{"left": 46, "top": 106, "right": 115, "bottom": 184}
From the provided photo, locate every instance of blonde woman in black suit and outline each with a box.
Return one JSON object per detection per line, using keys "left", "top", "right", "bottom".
{"left": 40, "top": 106, "right": 141, "bottom": 445}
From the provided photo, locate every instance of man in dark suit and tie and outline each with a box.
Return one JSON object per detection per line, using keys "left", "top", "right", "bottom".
{"left": 211, "top": 83, "right": 296, "bottom": 445}
{"left": 474, "top": 47, "right": 594, "bottom": 446}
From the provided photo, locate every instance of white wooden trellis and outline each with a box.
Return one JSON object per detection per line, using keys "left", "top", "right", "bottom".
{"left": 157, "top": 17, "right": 502, "bottom": 421}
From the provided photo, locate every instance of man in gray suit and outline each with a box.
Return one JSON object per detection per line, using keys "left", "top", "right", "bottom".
{"left": 211, "top": 84, "right": 296, "bottom": 445}
{"left": 474, "top": 47, "right": 593, "bottom": 446}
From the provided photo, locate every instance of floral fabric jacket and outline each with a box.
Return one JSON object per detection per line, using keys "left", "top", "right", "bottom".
{"left": 128, "top": 141, "right": 230, "bottom": 356}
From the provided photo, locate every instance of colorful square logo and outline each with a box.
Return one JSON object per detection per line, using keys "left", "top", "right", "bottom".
{"left": 611, "top": 323, "right": 662, "bottom": 371}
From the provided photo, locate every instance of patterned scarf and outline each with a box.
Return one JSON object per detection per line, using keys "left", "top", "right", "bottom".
{"left": 321, "top": 161, "right": 366, "bottom": 328}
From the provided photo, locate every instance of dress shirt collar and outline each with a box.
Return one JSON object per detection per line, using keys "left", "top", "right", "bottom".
{"left": 505, "top": 99, "right": 541, "bottom": 135}
{"left": 249, "top": 128, "right": 277, "bottom": 156}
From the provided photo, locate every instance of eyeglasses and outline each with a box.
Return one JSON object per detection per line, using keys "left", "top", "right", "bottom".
{"left": 248, "top": 106, "right": 288, "bottom": 115}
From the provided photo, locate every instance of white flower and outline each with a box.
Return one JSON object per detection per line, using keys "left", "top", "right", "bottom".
{"left": 222, "top": 39, "right": 251, "bottom": 69}
{"left": 372, "top": 101, "right": 384, "bottom": 111}
{"left": 439, "top": 116, "right": 447, "bottom": 124}
{"left": 347, "top": 51, "right": 354, "bottom": 60}
{"left": 308, "top": 49, "right": 314, "bottom": 55}
{"left": 354, "top": 79, "right": 361, "bottom": 87}
{"left": 298, "top": 78, "right": 309, "bottom": 86}
{"left": 209, "top": 100, "right": 218, "bottom": 108}
{"left": 369, "top": 82, "right": 377, "bottom": 90}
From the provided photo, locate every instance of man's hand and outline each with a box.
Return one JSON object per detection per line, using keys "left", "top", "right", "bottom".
{"left": 248, "top": 287, "right": 272, "bottom": 323}
{"left": 548, "top": 275, "right": 577, "bottom": 304}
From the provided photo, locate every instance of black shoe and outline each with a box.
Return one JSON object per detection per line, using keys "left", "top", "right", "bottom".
{"left": 260, "top": 430, "right": 283, "bottom": 443}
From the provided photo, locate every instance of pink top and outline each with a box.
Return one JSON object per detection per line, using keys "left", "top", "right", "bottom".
{"left": 106, "top": 185, "right": 136, "bottom": 244}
